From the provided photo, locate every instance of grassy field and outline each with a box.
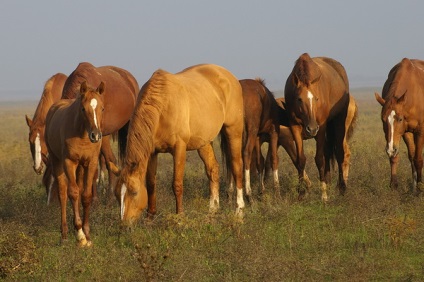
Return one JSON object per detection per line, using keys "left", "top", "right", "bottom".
{"left": 0, "top": 89, "right": 423, "bottom": 281}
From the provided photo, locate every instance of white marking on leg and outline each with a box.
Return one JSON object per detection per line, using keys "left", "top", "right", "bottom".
{"left": 245, "top": 169, "right": 251, "bottom": 196}
{"left": 76, "top": 228, "right": 86, "bottom": 241}
{"left": 120, "top": 183, "right": 127, "bottom": 220}
{"left": 209, "top": 193, "right": 219, "bottom": 212}
{"left": 236, "top": 187, "right": 245, "bottom": 215}
{"left": 273, "top": 170, "right": 279, "bottom": 186}
{"left": 387, "top": 110, "right": 395, "bottom": 155}
{"left": 90, "top": 98, "right": 98, "bottom": 128}
{"left": 34, "top": 133, "right": 42, "bottom": 170}
{"left": 321, "top": 181, "right": 328, "bottom": 202}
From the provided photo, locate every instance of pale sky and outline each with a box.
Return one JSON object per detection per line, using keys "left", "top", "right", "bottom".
{"left": 1, "top": 1, "right": 423, "bottom": 100}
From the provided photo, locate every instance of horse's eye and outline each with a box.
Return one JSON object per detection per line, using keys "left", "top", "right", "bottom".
{"left": 297, "top": 97, "right": 302, "bottom": 103}
{"left": 81, "top": 107, "right": 85, "bottom": 112}
{"left": 102, "top": 107, "right": 105, "bottom": 112}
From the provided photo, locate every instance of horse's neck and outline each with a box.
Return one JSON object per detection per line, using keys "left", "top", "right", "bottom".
{"left": 33, "top": 94, "right": 57, "bottom": 126}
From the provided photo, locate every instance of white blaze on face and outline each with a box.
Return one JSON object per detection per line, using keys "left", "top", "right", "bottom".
{"left": 90, "top": 98, "right": 99, "bottom": 128}
{"left": 34, "top": 133, "right": 42, "bottom": 169}
{"left": 387, "top": 110, "right": 396, "bottom": 152}
{"left": 120, "top": 183, "right": 127, "bottom": 220}
{"left": 307, "top": 91, "right": 314, "bottom": 116}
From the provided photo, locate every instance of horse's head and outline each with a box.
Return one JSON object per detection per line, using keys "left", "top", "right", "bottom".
{"left": 290, "top": 71, "right": 322, "bottom": 138}
{"left": 110, "top": 162, "right": 148, "bottom": 226}
{"left": 25, "top": 115, "right": 47, "bottom": 174}
{"left": 375, "top": 92, "right": 408, "bottom": 157}
{"left": 79, "top": 81, "right": 105, "bottom": 143}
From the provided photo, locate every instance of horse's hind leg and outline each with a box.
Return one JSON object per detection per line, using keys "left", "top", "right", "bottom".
{"left": 198, "top": 143, "right": 220, "bottom": 213}
{"left": 243, "top": 133, "right": 257, "bottom": 202}
{"left": 101, "top": 136, "right": 118, "bottom": 200}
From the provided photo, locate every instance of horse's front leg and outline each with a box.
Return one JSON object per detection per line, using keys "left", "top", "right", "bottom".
{"left": 243, "top": 132, "right": 257, "bottom": 202}
{"left": 51, "top": 157, "right": 68, "bottom": 242}
{"left": 146, "top": 153, "right": 158, "bottom": 219}
{"left": 80, "top": 160, "right": 98, "bottom": 247}
{"left": 403, "top": 132, "right": 416, "bottom": 192}
{"left": 315, "top": 130, "right": 328, "bottom": 202}
{"left": 173, "top": 142, "right": 187, "bottom": 214}
{"left": 291, "top": 125, "right": 308, "bottom": 199}
{"left": 269, "top": 128, "right": 280, "bottom": 198}
{"left": 413, "top": 134, "right": 424, "bottom": 195}
{"left": 197, "top": 143, "right": 220, "bottom": 213}
{"left": 64, "top": 159, "right": 85, "bottom": 246}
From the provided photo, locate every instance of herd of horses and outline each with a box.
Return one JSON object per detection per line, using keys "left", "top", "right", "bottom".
{"left": 25, "top": 54, "right": 422, "bottom": 247}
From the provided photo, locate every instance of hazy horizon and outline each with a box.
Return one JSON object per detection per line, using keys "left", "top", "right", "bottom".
{"left": 1, "top": 1, "right": 422, "bottom": 101}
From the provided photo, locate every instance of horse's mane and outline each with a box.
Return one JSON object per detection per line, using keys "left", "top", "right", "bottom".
{"left": 293, "top": 53, "right": 321, "bottom": 87}
{"left": 124, "top": 69, "right": 169, "bottom": 167}
{"left": 32, "top": 76, "right": 56, "bottom": 126}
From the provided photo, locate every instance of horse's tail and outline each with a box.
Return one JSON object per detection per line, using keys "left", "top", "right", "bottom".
{"left": 117, "top": 121, "right": 129, "bottom": 164}
{"left": 346, "top": 97, "right": 358, "bottom": 141}
{"left": 219, "top": 130, "right": 232, "bottom": 184}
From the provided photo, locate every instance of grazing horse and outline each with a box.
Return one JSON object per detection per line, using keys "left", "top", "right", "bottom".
{"left": 375, "top": 58, "right": 424, "bottom": 194}
{"left": 45, "top": 81, "right": 105, "bottom": 246}
{"left": 111, "top": 64, "right": 245, "bottom": 226}
{"left": 285, "top": 53, "right": 357, "bottom": 201}
{"left": 25, "top": 73, "right": 68, "bottom": 175}
{"left": 239, "top": 78, "right": 281, "bottom": 199}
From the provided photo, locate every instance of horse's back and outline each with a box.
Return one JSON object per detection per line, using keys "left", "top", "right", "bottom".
{"left": 314, "top": 57, "right": 349, "bottom": 90}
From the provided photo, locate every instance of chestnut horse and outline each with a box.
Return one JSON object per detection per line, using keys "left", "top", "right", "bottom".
{"left": 25, "top": 73, "right": 68, "bottom": 176}
{"left": 239, "top": 78, "right": 281, "bottom": 199}
{"left": 111, "top": 64, "right": 245, "bottom": 226}
{"left": 375, "top": 58, "right": 424, "bottom": 194}
{"left": 50, "top": 62, "right": 139, "bottom": 198}
{"left": 45, "top": 82, "right": 105, "bottom": 246}
{"left": 285, "top": 53, "right": 357, "bottom": 201}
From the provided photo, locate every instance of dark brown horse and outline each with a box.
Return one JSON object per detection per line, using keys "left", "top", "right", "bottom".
{"left": 239, "top": 78, "right": 281, "bottom": 199}
{"left": 25, "top": 73, "right": 68, "bottom": 175}
{"left": 111, "top": 64, "right": 245, "bottom": 226}
{"left": 285, "top": 53, "right": 357, "bottom": 201}
{"left": 45, "top": 82, "right": 105, "bottom": 246}
{"left": 375, "top": 58, "right": 424, "bottom": 194}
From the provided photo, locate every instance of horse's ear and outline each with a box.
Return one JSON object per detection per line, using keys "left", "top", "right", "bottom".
{"left": 375, "top": 92, "right": 385, "bottom": 106}
{"left": 80, "top": 81, "right": 88, "bottom": 95}
{"left": 97, "top": 82, "right": 105, "bottom": 95}
{"left": 25, "top": 115, "right": 33, "bottom": 127}
{"left": 109, "top": 162, "right": 121, "bottom": 176}
{"left": 311, "top": 73, "right": 321, "bottom": 85}
{"left": 293, "top": 73, "right": 300, "bottom": 87}
{"left": 397, "top": 92, "right": 407, "bottom": 105}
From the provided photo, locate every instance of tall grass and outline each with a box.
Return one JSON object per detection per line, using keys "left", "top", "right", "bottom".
{"left": 1, "top": 92, "right": 423, "bottom": 281}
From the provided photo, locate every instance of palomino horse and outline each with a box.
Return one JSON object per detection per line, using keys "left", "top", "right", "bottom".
{"left": 111, "top": 64, "right": 245, "bottom": 226}
{"left": 239, "top": 78, "right": 281, "bottom": 199}
{"left": 375, "top": 58, "right": 424, "bottom": 194}
{"left": 45, "top": 81, "right": 105, "bottom": 246}
{"left": 25, "top": 73, "right": 68, "bottom": 176}
{"left": 53, "top": 62, "right": 139, "bottom": 198}
{"left": 285, "top": 53, "right": 357, "bottom": 201}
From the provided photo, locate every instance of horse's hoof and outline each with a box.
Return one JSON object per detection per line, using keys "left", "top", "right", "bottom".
{"left": 77, "top": 238, "right": 88, "bottom": 247}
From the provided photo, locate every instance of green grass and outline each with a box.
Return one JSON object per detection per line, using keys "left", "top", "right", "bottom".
{"left": 1, "top": 92, "right": 424, "bottom": 281}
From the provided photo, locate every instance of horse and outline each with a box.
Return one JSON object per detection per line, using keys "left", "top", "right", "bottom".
{"left": 375, "top": 58, "right": 424, "bottom": 194}
{"left": 110, "top": 64, "right": 245, "bottom": 226}
{"left": 51, "top": 62, "right": 139, "bottom": 198}
{"left": 45, "top": 81, "right": 105, "bottom": 247}
{"left": 284, "top": 53, "right": 358, "bottom": 201}
{"left": 259, "top": 97, "right": 311, "bottom": 188}
{"left": 238, "top": 78, "right": 281, "bottom": 199}
{"left": 25, "top": 73, "right": 68, "bottom": 176}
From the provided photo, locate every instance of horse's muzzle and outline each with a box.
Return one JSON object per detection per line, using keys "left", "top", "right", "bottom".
{"left": 305, "top": 124, "right": 319, "bottom": 137}
{"left": 89, "top": 131, "right": 102, "bottom": 143}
